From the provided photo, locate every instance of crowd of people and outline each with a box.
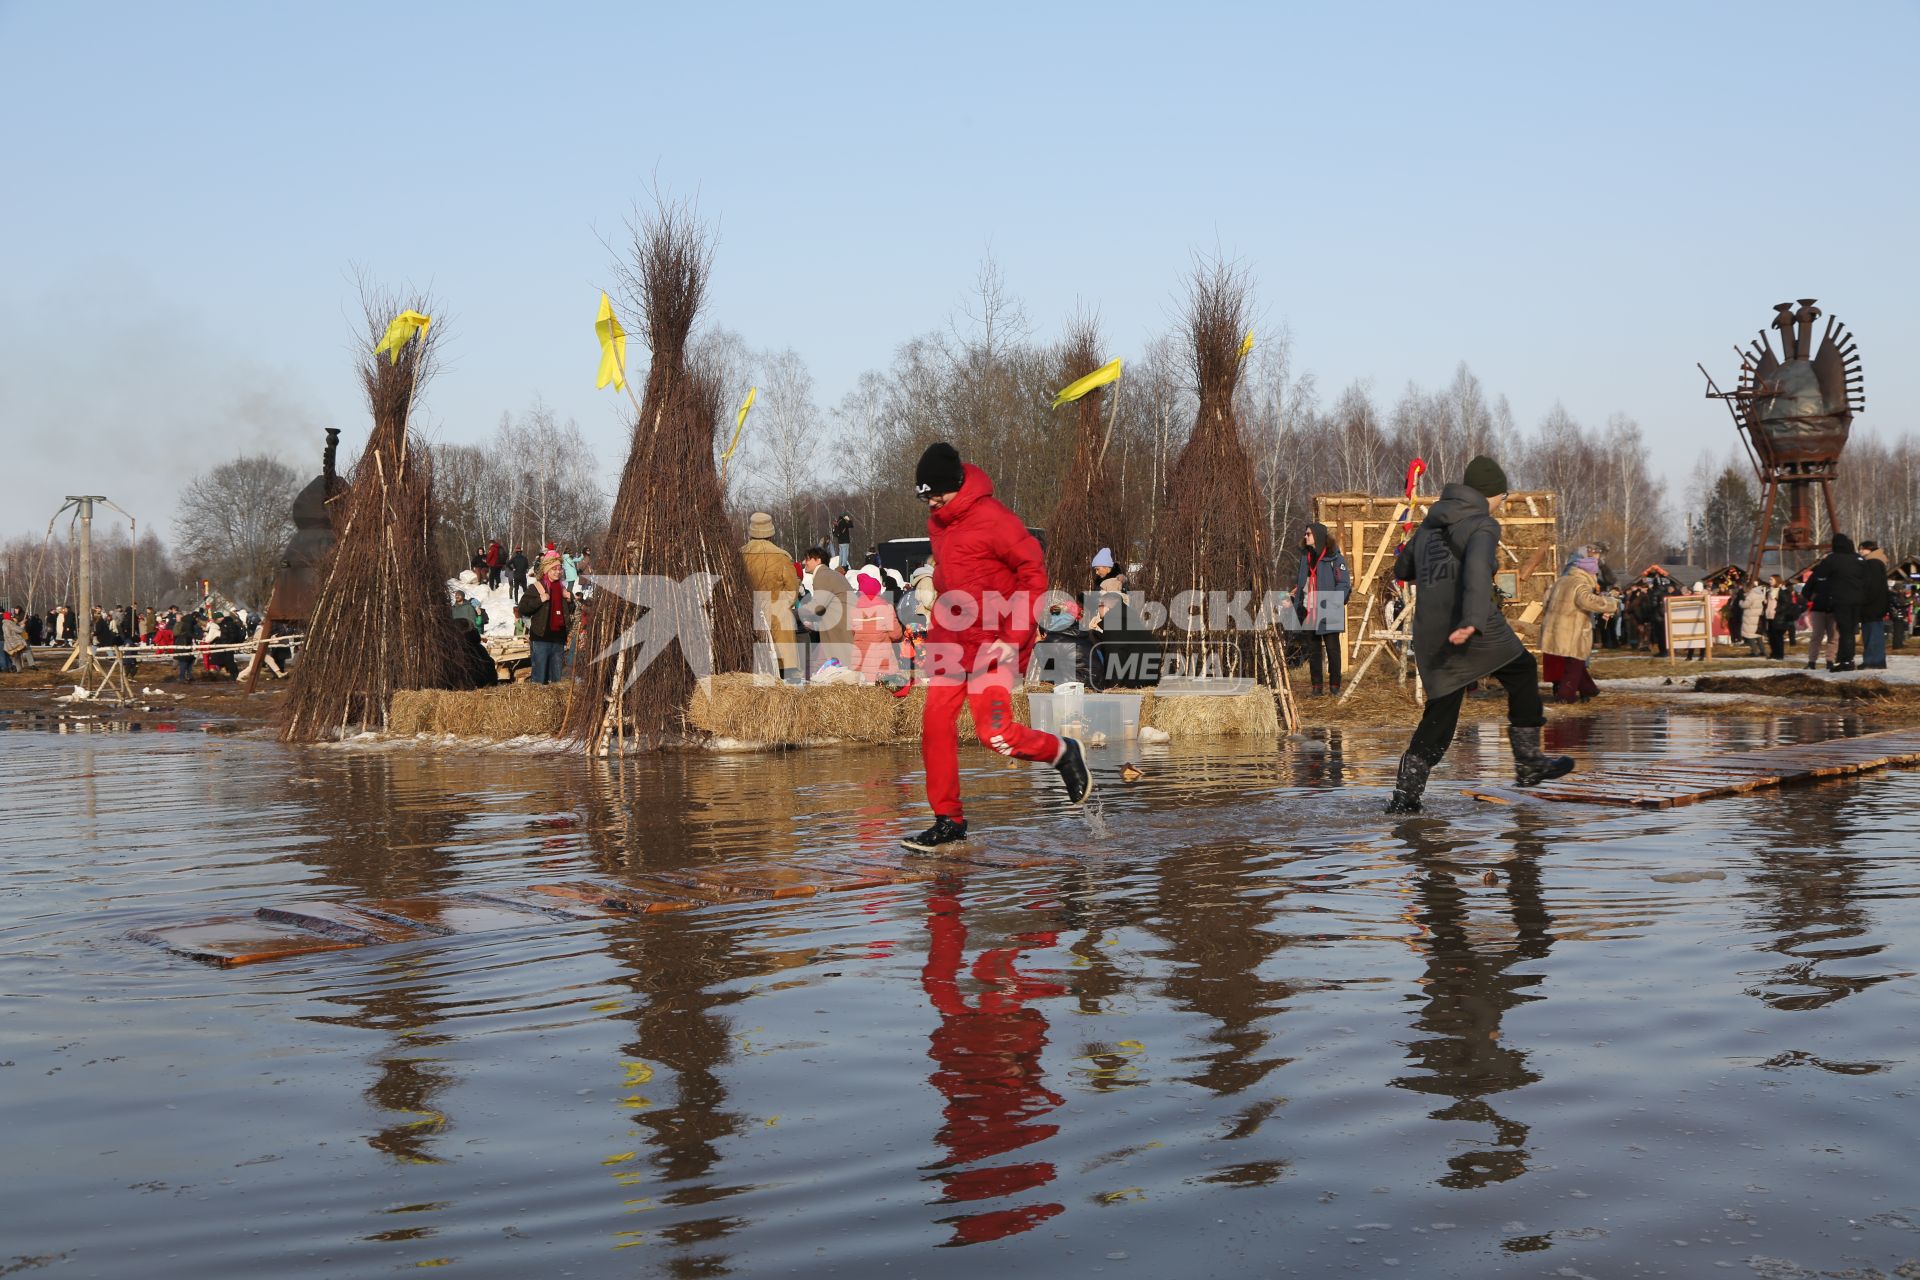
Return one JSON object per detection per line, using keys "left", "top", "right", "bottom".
{"left": 0, "top": 601, "right": 268, "bottom": 680}
{"left": 469, "top": 540, "right": 592, "bottom": 600}
{"left": 1530, "top": 537, "right": 1916, "bottom": 702}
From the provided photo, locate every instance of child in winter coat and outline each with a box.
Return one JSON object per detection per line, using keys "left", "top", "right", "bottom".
{"left": 850, "top": 571, "right": 905, "bottom": 682}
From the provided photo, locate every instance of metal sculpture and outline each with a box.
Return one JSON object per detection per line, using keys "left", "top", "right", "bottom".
{"left": 1701, "top": 299, "right": 1864, "bottom": 575}
{"left": 242, "top": 428, "right": 344, "bottom": 691}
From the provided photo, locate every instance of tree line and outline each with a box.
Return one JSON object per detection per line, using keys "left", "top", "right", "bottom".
{"left": 7, "top": 260, "right": 1916, "bottom": 609}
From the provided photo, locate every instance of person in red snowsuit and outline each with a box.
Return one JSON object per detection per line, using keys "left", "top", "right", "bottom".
{"left": 919, "top": 873, "right": 1066, "bottom": 1244}
{"left": 904, "top": 443, "right": 1091, "bottom": 851}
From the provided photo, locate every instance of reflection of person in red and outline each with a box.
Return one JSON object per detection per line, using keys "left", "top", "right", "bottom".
{"left": 920, "top": 875, "right": 1066, "bottom": 1246}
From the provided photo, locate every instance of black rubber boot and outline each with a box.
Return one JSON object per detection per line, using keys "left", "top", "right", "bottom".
{"left": 1384, "top": 751, "right": 1435, "bottom": 814}
{"left": 1056, "top": 736, "right": 1093, "bottom": 805}
{"left": 902, "top": 815, "right": 969, "bottom": 851}
{"left": 1510, "top": 725, "right": 1575, "bottom": 787}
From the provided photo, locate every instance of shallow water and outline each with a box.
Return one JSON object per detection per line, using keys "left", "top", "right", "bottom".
{"left": 3, "top": 710, "right": 1919, "bottom": 1278}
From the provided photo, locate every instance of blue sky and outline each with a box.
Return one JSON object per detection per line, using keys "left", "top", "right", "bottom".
{"left": 4, "top": 1, "right": 1915, "bottom": 531}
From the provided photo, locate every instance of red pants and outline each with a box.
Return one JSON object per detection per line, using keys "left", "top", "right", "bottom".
{"left": 922, "top": 665, "right": 1060, "bottom": 821}
{"left": 1541, "top": 653, "right": 1598, "bottom": 703}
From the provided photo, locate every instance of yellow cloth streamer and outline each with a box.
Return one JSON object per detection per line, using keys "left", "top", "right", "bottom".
{"left": 1051, "top": 357, "right": 1122, "bottom": 409}
{"left": 374, "top": 310, "right": 431, "bottom": 364}
{"left": 595, "top": 292, "right": 627, "bottom": 391}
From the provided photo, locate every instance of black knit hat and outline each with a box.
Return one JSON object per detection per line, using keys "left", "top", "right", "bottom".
{"left": 1463, "top": 455, "right": 1509, "bottom": 498}
{"left": 915, "top": 442, "right": 964, "bottom": 497}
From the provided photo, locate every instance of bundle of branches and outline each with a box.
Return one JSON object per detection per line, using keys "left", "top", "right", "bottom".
{"left": 280, "top": 292, "right": 472, "bottom": 741}
{"left": 1043, "top": 318, "right": 1127, "bottom": 593}
{"left": 565, "top": 200, "right": 754, "bottom": 752}
{"left": 1141, "top": 260, "right": 1286, "bottom": 687}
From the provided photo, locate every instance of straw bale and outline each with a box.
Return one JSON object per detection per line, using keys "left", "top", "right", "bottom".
{"left": 684, "top": 674, "right": 1037, "bottom": 747}
{"left": 1140, "top": 686, "right": 1280, "bottom": 738}
{"left": 388, "top": 684, "right": 570, "bottom": 739}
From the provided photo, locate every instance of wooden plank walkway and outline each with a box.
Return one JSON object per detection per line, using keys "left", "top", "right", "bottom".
{"left": 1466, "top": 727, "right": 1920, "bottom": 810}
{"left": 133, "top": 728, "right": 1920, "bottom": 966}
{"left": 131, "top": 842, "right": 1079, "bottom": 967}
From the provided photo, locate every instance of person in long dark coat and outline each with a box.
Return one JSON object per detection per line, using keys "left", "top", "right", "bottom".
{"left": 1294, "top": 522, "right": 1350, "bottom": 695}
{"left": 1384, "top": 456, "right": 1574, "bottom": 814}
{"left": 1807, "top": 533, "right": 1867, "bottom": 671}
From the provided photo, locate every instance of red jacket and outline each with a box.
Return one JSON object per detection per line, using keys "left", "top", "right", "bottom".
{"left": 927, "top": 463, "right": 1047, "bottom": 662}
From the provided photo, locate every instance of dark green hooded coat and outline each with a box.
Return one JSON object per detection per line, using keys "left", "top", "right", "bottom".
{"left": 1392, "top": 483, "right": 1527, "bottom": 698}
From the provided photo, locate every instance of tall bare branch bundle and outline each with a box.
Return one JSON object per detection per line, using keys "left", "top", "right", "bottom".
{"left": 280, "top": 290, "right": 471, "bottom": 741}
{"left": 1142, "top": 259, "right": 1285, "bottom": 684}
{"left": 1044, "top": 318, "right": 1127, "bottom": 592}
{"left": 565, "top": 200, "right": 754, "bottom": 752}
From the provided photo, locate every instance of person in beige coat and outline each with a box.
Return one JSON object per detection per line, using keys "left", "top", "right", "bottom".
{"left": 1540, "top": 553, "right": 1617, "bottom": 703}
{"left": 740, "top": 512, "right": 802, "bottom": 680}
{"left": 798, "top": 547, "right": 856, "bottom": 676}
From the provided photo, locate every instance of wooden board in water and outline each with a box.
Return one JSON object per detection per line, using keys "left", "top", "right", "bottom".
{"left": 1470, "top": 728, "right": 1920, "bottom": 810}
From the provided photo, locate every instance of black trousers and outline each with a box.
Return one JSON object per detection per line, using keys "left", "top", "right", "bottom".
{"left": 1766, "top": 625, "right": 1789, "bottom": 662}
{"left": 1303, "top": 632, "right": 1342, "bottom": 687}
{"left": 1834, "top": 605, "right": 1860, "bottom": 666}
{"left": 1407, "top": 652, "right": 1544, "bottom": 763}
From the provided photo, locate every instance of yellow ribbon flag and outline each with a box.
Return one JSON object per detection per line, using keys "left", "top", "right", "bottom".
{"left": 1051, "top": 357, "right": 1122, "bottom": 410}
{"left": 722, "top": 386, "right": 755, "bottom": 464}
{"left": 374, "top": 310, "right": 431, "bottom": 364}
{"left": 1237, "top": 330, "right": 1255, "bottom": 361}
{"left": 594, "top": 292, "right": 628, "bottom": 391}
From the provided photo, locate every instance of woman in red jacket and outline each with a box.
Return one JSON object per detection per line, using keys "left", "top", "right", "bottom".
{"left": 904, "top": 443, "right": 1091, "bottom": 851}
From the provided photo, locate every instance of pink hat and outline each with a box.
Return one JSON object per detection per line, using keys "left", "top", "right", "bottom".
{"left": 856, "top": 572, "right": 882, "bottom": 599}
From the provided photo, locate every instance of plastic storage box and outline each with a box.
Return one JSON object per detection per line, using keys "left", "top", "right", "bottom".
{"left": 1027, "top": 690, "right": 1142, "bottom": 745}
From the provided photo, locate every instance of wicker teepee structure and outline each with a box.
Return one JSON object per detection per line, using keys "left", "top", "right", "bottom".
{"left": 280, "top": 294, "right": 471, "bottom": 741}
{"left": 564, "top": 201, "right": 754, "bottom": 752}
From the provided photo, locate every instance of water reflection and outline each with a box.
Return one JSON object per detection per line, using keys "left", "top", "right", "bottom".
{"left": 602, "top": 914, "right": 759, "bottom": 1274}
{"left": 1145, "top": 841, "right": 1297, "bottom": 1188}
{"left": 918, "top": 871, "right": 1066, "bottom": 1246}
{"left": 1390, "top": 814, "right": 1552, "bottom": 1189}
{"left": 297, "top": 756, "right": 468, "bottom": 1165}
{"left": 1743, "top": 786, "right": 1892, "bottom": 1012}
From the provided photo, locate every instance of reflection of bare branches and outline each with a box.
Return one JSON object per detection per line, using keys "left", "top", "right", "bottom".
{"left": 1390, "top": 814, "right": 1553, "bottom": 1190}
{"left": 1146, "top": 842, "right": 1297, "bottom": 1098}
{"left": 307, "top": 961, "right": 457, "bottom": 1167}
{"left": 596, "top": 897, "right": 797, "bottom": 1276}
{"left": 1742, "top": 793, "right": 1891, "bottom": 1012}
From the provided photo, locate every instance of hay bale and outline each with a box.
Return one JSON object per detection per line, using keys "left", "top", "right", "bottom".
{"left": 1141, "top": 685, "right": 1280, "bottom": 737}
{"left": 687, "top": 673, "right": 804, "bottom": 741}
{"left": 685, "top": 674, "right": 1033, "bottom": 748}
{"left": 387, "top": 683, "right": 570, "bottom": 739}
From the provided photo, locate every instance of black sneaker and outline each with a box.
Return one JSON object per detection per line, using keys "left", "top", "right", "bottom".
{"left": 902, "top": 815, "right": 968, "bottom": 851}
{"left": 1056, "top": 736, "right": 1093, "bottom": 805}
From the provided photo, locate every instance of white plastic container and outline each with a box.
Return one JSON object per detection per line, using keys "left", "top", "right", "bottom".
{"left": 1028, "top": 690, "right": 1142, "bottom": 746}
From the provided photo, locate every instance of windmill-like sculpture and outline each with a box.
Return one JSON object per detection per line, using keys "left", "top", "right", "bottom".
{"left": 1701, "top": 299, "right": 1864, "bottom": 576}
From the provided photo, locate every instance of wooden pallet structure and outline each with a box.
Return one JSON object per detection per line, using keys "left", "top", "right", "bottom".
{"left": 1315, "top": 489, "right": 1560, "bottom": 706}
{"left": 131, "top": 842, "right": 1079, "bottom": 968}
{"left": 1466, "top": 727, "right": 1920, "bottom": 810}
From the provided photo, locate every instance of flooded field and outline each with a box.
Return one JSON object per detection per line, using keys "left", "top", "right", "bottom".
{"left": 3, "top": 710, "right": 1919, "bottom": 1279}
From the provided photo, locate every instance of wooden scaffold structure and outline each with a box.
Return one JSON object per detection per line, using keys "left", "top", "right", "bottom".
{"left": 1317, "top": 486, "right": 1561, "bottom": 705}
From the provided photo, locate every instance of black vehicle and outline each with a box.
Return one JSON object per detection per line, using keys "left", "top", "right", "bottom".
{"left": 874, "top": 529, "right": 1048, "bottom": 584}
